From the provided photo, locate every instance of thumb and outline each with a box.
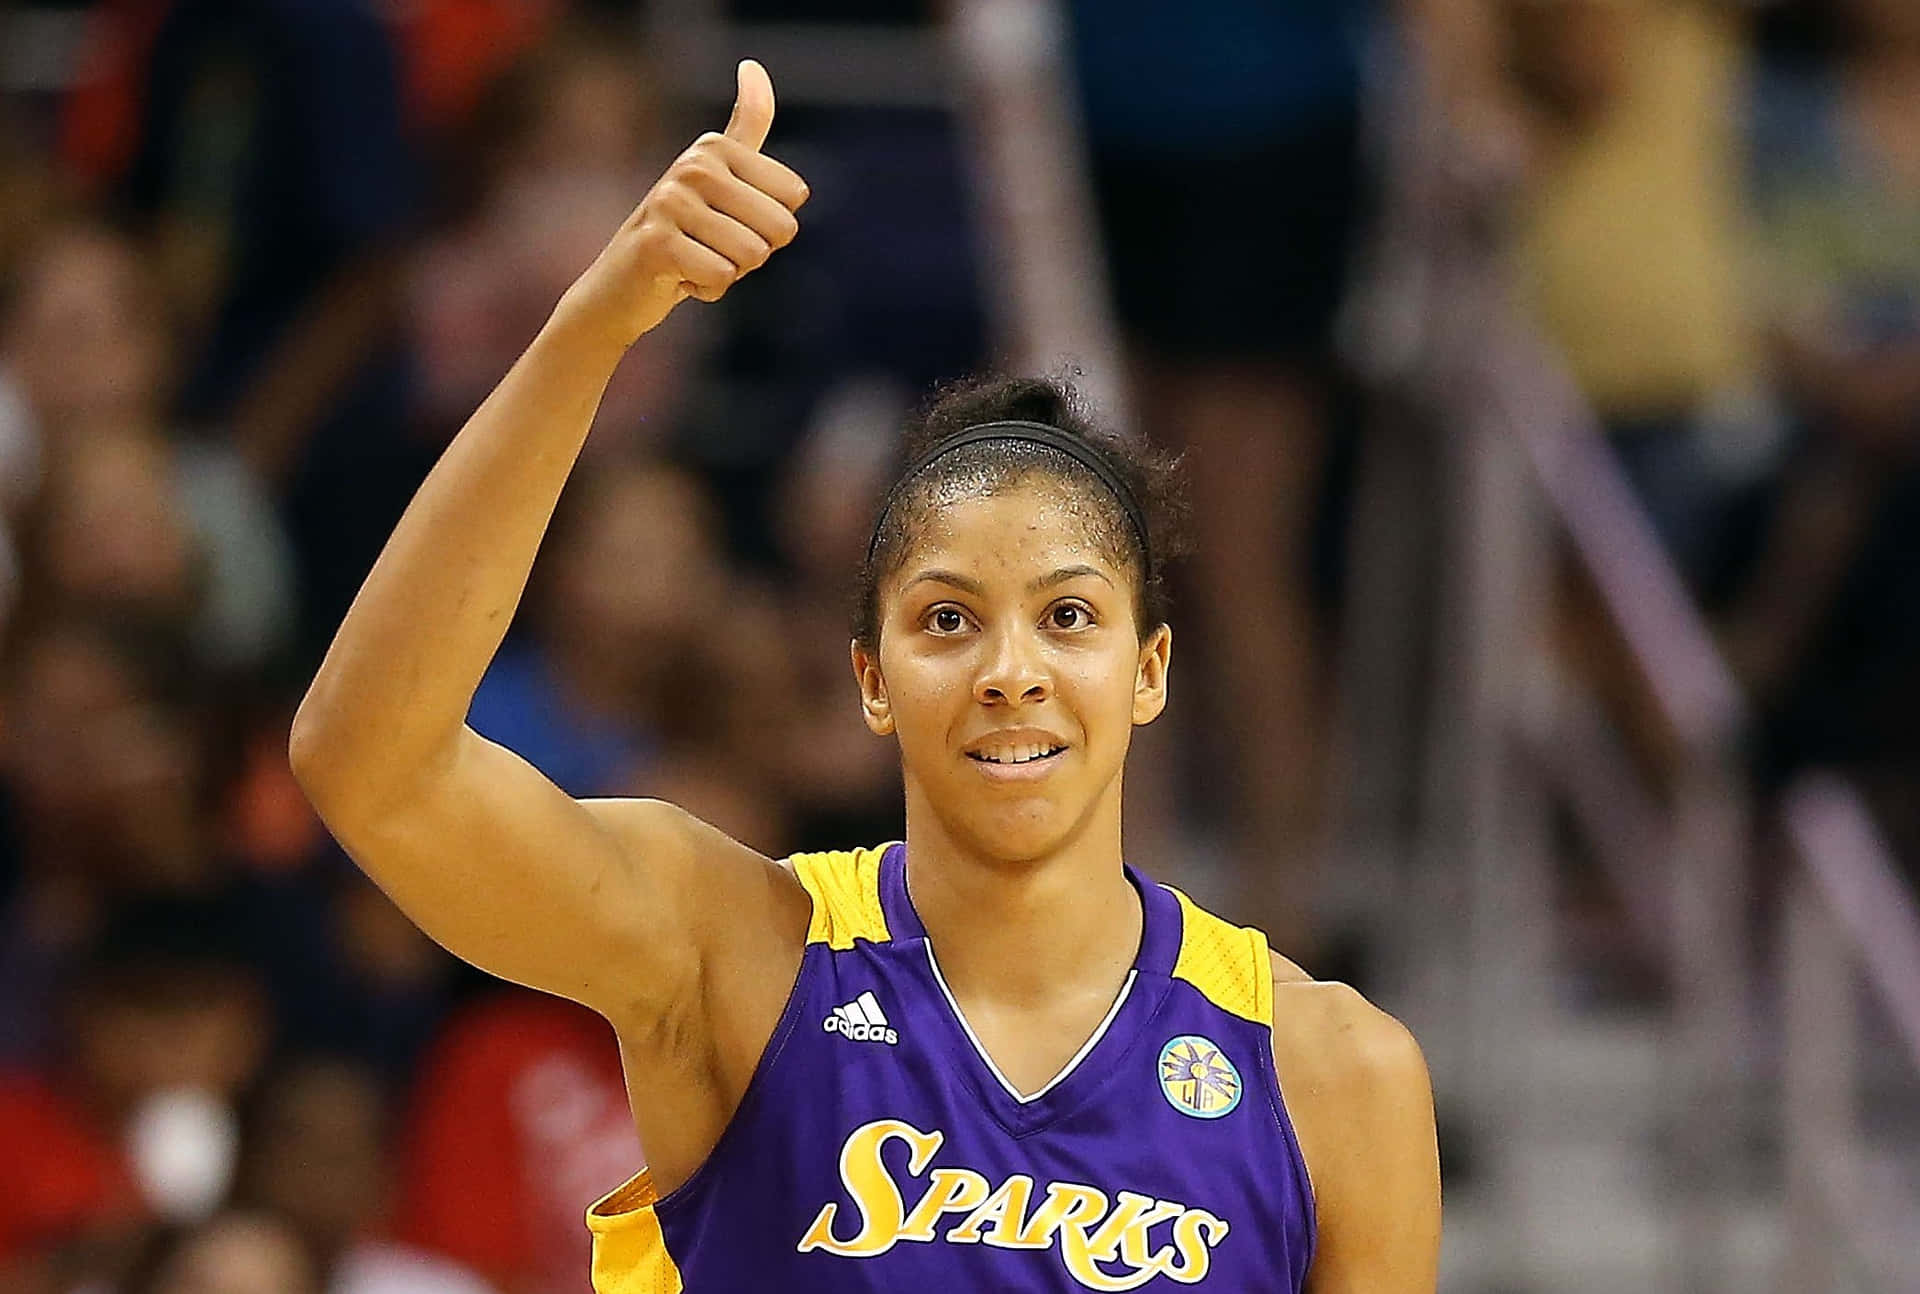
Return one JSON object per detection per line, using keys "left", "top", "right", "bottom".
{"left": 723, "top": 59, "right": 775, "bottom": 152}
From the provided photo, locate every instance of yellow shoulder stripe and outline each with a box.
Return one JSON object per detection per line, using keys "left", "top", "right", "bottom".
{"left": 1166, "top": 886, "right": 1274, "bottom": 1027}
{"left": 586, "top": 1171, "right": 684, "bottom": 1294}
{"left": 789, "top": 845, "right": 894, "bottom": 949}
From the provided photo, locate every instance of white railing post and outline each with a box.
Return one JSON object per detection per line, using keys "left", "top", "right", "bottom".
{"left": 1666, "top": 758, "right": 1750, "bottom": 1294}
{"left": 1781, "top": 867, "right": 1853, "bottom": 1294}
{"left": 944, "top": 0, "right": 1128, "bottom": 426}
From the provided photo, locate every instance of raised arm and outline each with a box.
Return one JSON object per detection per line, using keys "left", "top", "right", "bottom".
{"left": 288, "top": 61, "right": 811, "bottom": 1017}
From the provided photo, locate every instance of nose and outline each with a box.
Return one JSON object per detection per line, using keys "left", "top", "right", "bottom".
{"left": 973, "top": 623, "right": 1050, "bottom": 706}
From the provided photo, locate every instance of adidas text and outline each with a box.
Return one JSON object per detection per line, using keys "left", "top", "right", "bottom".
{"left": 825, "top": 992, "right": 899, "bottom": 1046}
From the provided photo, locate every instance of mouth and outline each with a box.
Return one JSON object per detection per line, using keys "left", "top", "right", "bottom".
{"left": 965, "top": 743, "right": 1069, "bottom": 767}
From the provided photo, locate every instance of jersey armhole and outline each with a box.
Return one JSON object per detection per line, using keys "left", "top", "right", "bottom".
{"left": 587, "top": 935, "right": 820, "bottom": 1237}
{"left": 588, "top": 844, "right": 895, "bottom": 1238}
{"left": 586, "top": 1172, "right": 686, "bottom": 1292}
{"left": 1260, "top": 1006, "right": 1320, "bottom": 1282}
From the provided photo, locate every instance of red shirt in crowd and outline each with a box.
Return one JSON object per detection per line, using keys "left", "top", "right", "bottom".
{"left": 396, "top": 993, "right": 640, "bottom": 1294}
{"left": 0, "top": 1071, "right": 143, "bottom": 1263}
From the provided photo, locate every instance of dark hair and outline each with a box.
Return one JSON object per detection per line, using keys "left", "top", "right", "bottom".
{"left": 853, "top": 373, "right": 1188, "bottom": 647}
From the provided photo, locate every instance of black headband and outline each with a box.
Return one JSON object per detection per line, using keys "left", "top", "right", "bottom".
{"left": 865, "top": 420, "right": 1150, "bottom": 568}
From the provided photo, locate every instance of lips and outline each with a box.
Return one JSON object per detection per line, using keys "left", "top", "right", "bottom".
{"left": 962, "top": 729, "right": 1071, "bottom": 775}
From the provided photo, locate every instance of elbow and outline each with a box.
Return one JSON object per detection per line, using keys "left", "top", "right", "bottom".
{"left": 287, "top": 696, "right": 457, "bottom": 822}
{"left": 286, "top": 699, "right": 341, "bottom": 803}
{"left": 287, "top": 682, "right": 369, "bottom": 809}
{"left": 287, "top": 707, "right": 380, "bottom": 828}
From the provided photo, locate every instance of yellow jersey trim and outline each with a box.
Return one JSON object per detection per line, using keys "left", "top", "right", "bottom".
{"left": 586, "top": 1171, "right": 684, "bottom": 1294}
{"left": 1166, "top": 886, "right": 1274, "bottom": 1028}
{"left": 790, "top": 845, "right": 895, "bottom": 949}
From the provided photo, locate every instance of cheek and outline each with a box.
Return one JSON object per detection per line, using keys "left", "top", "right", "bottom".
{"left": 1093, "top": 679, "right": 1142, "bottom": 738}
{"left": 1056, "top": 651, "right": 1142, "bottom": 734}
{"left": 882, "top": 651, "right": 969, "bottom": 737}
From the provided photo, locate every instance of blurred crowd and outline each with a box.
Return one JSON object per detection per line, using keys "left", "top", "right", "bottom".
{"left": 0, "top": 0, "right": 1916, "bottom": 1291}
{"left": 1499, "top": 0, "right": 1920, "bottom": 870}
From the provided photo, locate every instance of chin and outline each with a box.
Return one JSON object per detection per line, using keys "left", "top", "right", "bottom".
{"left": 950, "top": 796, "right": 1089, "bottom": 866}
{"left": 903, "top": 760, "right": 1118, "bottom": 865}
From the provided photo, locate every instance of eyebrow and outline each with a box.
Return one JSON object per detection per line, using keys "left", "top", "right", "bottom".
{"left": 1028, "top": 564, "right": 1114, "bottom": 593}
{"left": 903, "top": 564, "right": 1115, "bottom": 598}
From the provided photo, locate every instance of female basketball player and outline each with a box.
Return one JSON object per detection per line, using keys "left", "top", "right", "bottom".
{"left": 291, "top": 61, "right": 1440, "bottom": 1291}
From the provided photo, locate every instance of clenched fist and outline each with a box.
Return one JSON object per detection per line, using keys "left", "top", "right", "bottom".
{"left": 555, "top": 59, "right": 809, "bottom": 350}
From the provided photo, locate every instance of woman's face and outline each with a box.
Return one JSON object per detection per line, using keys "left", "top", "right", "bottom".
{"left": 854, "top": 480, "right": 1170, "bottom": 862}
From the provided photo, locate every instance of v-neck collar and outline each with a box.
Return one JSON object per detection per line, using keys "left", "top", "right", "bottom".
{"left": 877, "top": 842, "right": 1183, "bottom": 1136}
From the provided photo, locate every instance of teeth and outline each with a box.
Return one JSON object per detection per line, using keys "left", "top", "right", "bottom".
{"left": 975, "top": 743, "right": 1062, "bottom": 764}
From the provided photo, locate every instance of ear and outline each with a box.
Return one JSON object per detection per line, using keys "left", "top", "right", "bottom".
{"left": 1132, "top": 624, "right": 1171, "bottom": 726}
{"left": 850, "top": 639, "right": 895, "bottom": 735}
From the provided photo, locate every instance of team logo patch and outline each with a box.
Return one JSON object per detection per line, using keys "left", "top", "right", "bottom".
{"left": 1157, "top": 1035, "right": 1241, "bottom": 1119}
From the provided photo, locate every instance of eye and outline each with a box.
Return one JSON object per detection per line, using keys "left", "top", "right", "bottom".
{"left": 1046, "top": 600, "right": 1095, "bottom": 631}
{"left": 925, "top": 605, "right": 970, "bottom": 635}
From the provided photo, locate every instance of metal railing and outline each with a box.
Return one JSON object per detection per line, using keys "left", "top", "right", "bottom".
{"left": 1334, "top": 28, "right": 1920, "bottom": 1292}
{"left": 1497, "top": 325, "right": 1757, "bottom": 1291}
{"left": 944, "top": 0, "right": 1129, "bottom": 425}
{"left": 1780, "top": 776, "right": 1920, "bottom": 1291}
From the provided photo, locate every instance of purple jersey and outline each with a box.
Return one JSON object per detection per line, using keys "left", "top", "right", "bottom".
{"left": 588, "top": 844, "right": 1315, "bottom": 1291}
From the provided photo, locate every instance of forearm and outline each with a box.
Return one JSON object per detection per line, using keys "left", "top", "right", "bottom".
{"left": 292, "top": 59, "right": 805, "bottom": 813}
{"left": 290, "top": 304, "right": 627, "bottom": 805}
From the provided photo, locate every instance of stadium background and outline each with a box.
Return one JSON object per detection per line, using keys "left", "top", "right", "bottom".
{"left": 0, "top": 0, "right": 1915, "bottom": 1290}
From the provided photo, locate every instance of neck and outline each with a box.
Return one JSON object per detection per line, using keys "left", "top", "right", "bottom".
{"left": 899, "top": 785, "right": 1142, "bottom": 1008}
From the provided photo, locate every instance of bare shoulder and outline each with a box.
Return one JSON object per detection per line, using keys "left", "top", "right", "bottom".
{"left": 1267, "top": 951, "right": 1434, "bottom": 1195}
{"left": 1267, "top": 961, "right": 1441, "bottom": 1288}
{"left": 1274, "top": 948, "right": 1428, "bottom": 1067}
{"left": 1268, "top": 950, "right": 1427, "bottom": 1088}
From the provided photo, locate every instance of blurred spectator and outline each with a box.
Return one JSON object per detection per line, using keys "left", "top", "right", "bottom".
{"left": 125, "top": 1211, "right": 322, "bottom": 1294}
{"left": 463, "top": 452, "right": 792, "bottom": 847}
{"left": 395, "top": 992, "right": 638, "bottom": 1294}
{"left": 0, "top": 896, "right": 271, "bottom": 1289}
{"left": 1507, "top": 0, "right": 1782, "bottom": 590}
{"left": 763, "top": 378, "right": 904, "bottom": 851}
{"left": 34, "top": 427, "right": 195, "bottom": 627}
{"left": 1, "top": 221, "right": 297, "bottom": 670}
{"left": 390, "top": 0, "right": 564, "bottom": 145}
{"left": 0, "top": 220, "right": 167, "bottom": 447}
{"left": 1723, "top": 0, "right": 1920, "bottom": 774}
{"left": 108, "top": 0, "right": 422, "bottom": 658}
{"left": 0, "top": 618, "right": 214, "bottom": 1059}
{"left": 239, "top": 1057, "right": 492, "bottom": 1294}
{"left": 466, "top": 462, "right": 680, "bottom": 800}
{"left": 611, "top": 464, "right": 795, "bottom": 852}
{"left": 246, "top": 865, "right": 459, "bottom": 1090}
{"left": 1069, "top": 0, "right": 1372, "bottom": 947}
{"left": 410, "top": 20, "right": 691, "bottom": 458}
{"left": 632, "top": 616, "right": 793, "bottom": 855}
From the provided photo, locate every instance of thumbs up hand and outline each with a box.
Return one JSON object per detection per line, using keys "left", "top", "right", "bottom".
{"left": 556, "top": 60, "right": 809, "bottom": 349}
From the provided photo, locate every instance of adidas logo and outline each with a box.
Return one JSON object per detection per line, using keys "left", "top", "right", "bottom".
{"left": 823, "top": 991, "right": 899, "bottom": 1045}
